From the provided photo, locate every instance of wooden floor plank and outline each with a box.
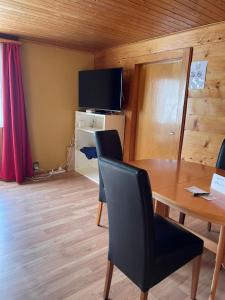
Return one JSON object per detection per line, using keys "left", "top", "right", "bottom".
{"left": 0, "top": 172, "right": 224, "bottom": 299}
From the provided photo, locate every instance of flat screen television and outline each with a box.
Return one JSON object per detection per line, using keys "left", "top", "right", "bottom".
{"left": 79, "top": 68, "right": 123, "bottom": 111}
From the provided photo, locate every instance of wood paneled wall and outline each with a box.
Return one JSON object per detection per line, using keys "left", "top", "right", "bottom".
{"left": 95, "top": 22, "right": 225, "bottom": 166}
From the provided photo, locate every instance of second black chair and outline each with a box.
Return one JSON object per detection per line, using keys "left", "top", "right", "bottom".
{"left": 216, "top": 139, "right": 225, "bottom": 170}
{"left": 99, "top": 157, "right": 203, "bottom": 300}
{"left": 95, "top": 130, "right": 123, "bottom": 226}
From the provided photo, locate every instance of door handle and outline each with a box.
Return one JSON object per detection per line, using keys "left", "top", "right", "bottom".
{"left": 169, "top": 132, "right": 175, "bottom": 135}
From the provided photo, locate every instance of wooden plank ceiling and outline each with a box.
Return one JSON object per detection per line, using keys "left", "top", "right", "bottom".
{"left": 1, "top": 0, "right": 225, "bottom": 51}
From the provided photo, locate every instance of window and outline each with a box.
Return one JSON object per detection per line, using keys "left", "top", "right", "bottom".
{"left": 0, "top": 43, "right": 2, "bottom": 127}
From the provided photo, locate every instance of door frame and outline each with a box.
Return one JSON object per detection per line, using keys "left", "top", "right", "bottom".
{"left": 124, "top": 47, "right": 193, "bottom": 161}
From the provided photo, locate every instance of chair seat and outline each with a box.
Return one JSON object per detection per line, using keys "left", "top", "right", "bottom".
{"left": 150, "top": 214, "right": 203, "bottom": 287}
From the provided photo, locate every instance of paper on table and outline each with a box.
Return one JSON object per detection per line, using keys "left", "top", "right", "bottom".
{"left": 185, "top": 186, "right": 216, "bottom": 201}
{"left": 211, "top": 173, "right": 225, "bottom": 194}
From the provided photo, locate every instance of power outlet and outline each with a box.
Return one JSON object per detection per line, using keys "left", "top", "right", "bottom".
{"left": 33, "top": 161, "right": 39, "bottom": 171}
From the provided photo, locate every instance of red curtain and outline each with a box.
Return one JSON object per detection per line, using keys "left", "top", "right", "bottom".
{"left": 0, "top": 43, "right": 33, "bottom": 183}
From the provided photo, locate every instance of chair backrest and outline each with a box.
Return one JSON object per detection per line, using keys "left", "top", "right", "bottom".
{"left": 216, "top": 139, "right": 225, "bottom": 170}
{"left": 95, "top": 130, "right": 123, "bottom": 160}
{"left": 95, "top": 130, "right": 123, "bottom": 202}
{"left": 99, "top": 157, "right": 155, "bottom": 290}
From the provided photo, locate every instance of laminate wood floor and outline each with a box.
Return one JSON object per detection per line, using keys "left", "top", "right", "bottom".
{"left": 0, "top": 172, "right": 224, "bottom": 300}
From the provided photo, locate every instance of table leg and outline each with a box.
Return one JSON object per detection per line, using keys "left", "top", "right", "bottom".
{"left": 155, "top": 201, "right": 170, "bottom": 217}
{"left": 223, "top": 250, "right": 225, "bottom": 268}
{"left": 209, "top": 226, "right": 225, "bottom": 300}
{"left": 222, "top": 232, "right": 225, "bottom": 269}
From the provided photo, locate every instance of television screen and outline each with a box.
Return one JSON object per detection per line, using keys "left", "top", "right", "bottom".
{"left": 79, "top": 68, "right": 123, "bottom": 111}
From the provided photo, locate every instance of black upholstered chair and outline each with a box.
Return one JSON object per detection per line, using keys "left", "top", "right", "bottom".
{"left": 208, "top": 139, "right": 225, "bottom": 231}
{"left": 94, "top": 130, "right": 123, "bottom": 226}
{"left": 180, "top": 139, "right": 225, "bottom": 230}
{"left": 99, "top": 157, "right": 203, "bottom": 300}
{"left": 216, "top": 139, "right": 225, "bottom": 169}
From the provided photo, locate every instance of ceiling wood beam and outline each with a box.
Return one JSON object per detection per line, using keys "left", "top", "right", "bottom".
{"left": 0, "top": 1, "right": 224, "bottom": 50}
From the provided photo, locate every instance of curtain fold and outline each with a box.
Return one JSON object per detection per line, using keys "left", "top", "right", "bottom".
{"left": 0, "top": 44, "right": 2, "bottom": 166}
{"left": 0, "top": 43, "right": 33, "bottom": 183}
{"left": 0, "top": 43, "right": 3, "bottom": 128}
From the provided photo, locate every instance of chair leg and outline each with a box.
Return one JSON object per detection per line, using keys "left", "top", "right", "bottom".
{"left": 208, "top": 222, "right": 212, "bottom": 232}
{"left": 153, "top": 199, "right": 156, "bottom": 212}
{"left": 103, "top": 260, "right": 114, "bottom": 300}
{"left": 140, "top": 291, "right": 148, "bottom": 300}
{"left": 96, "top": 202, "right": 103, "bottom": 226}
{"left": 191, "top": 255, "right": 202, "bottom": 300}
{"left": 179, "top": 212, "right": 186, "bottom": 225}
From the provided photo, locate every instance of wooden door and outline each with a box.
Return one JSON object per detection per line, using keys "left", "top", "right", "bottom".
{"left": 135, "top": 60, "right": 185, "bottom": 160}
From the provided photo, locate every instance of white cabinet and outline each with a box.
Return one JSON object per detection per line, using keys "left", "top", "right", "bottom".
{"left": 74, "top": 111, "right": 125, "bottom": 183}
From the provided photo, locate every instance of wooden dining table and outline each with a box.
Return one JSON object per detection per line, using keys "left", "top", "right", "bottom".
{"left": 130, "top": 159, "right": 225, "bottom": 300}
